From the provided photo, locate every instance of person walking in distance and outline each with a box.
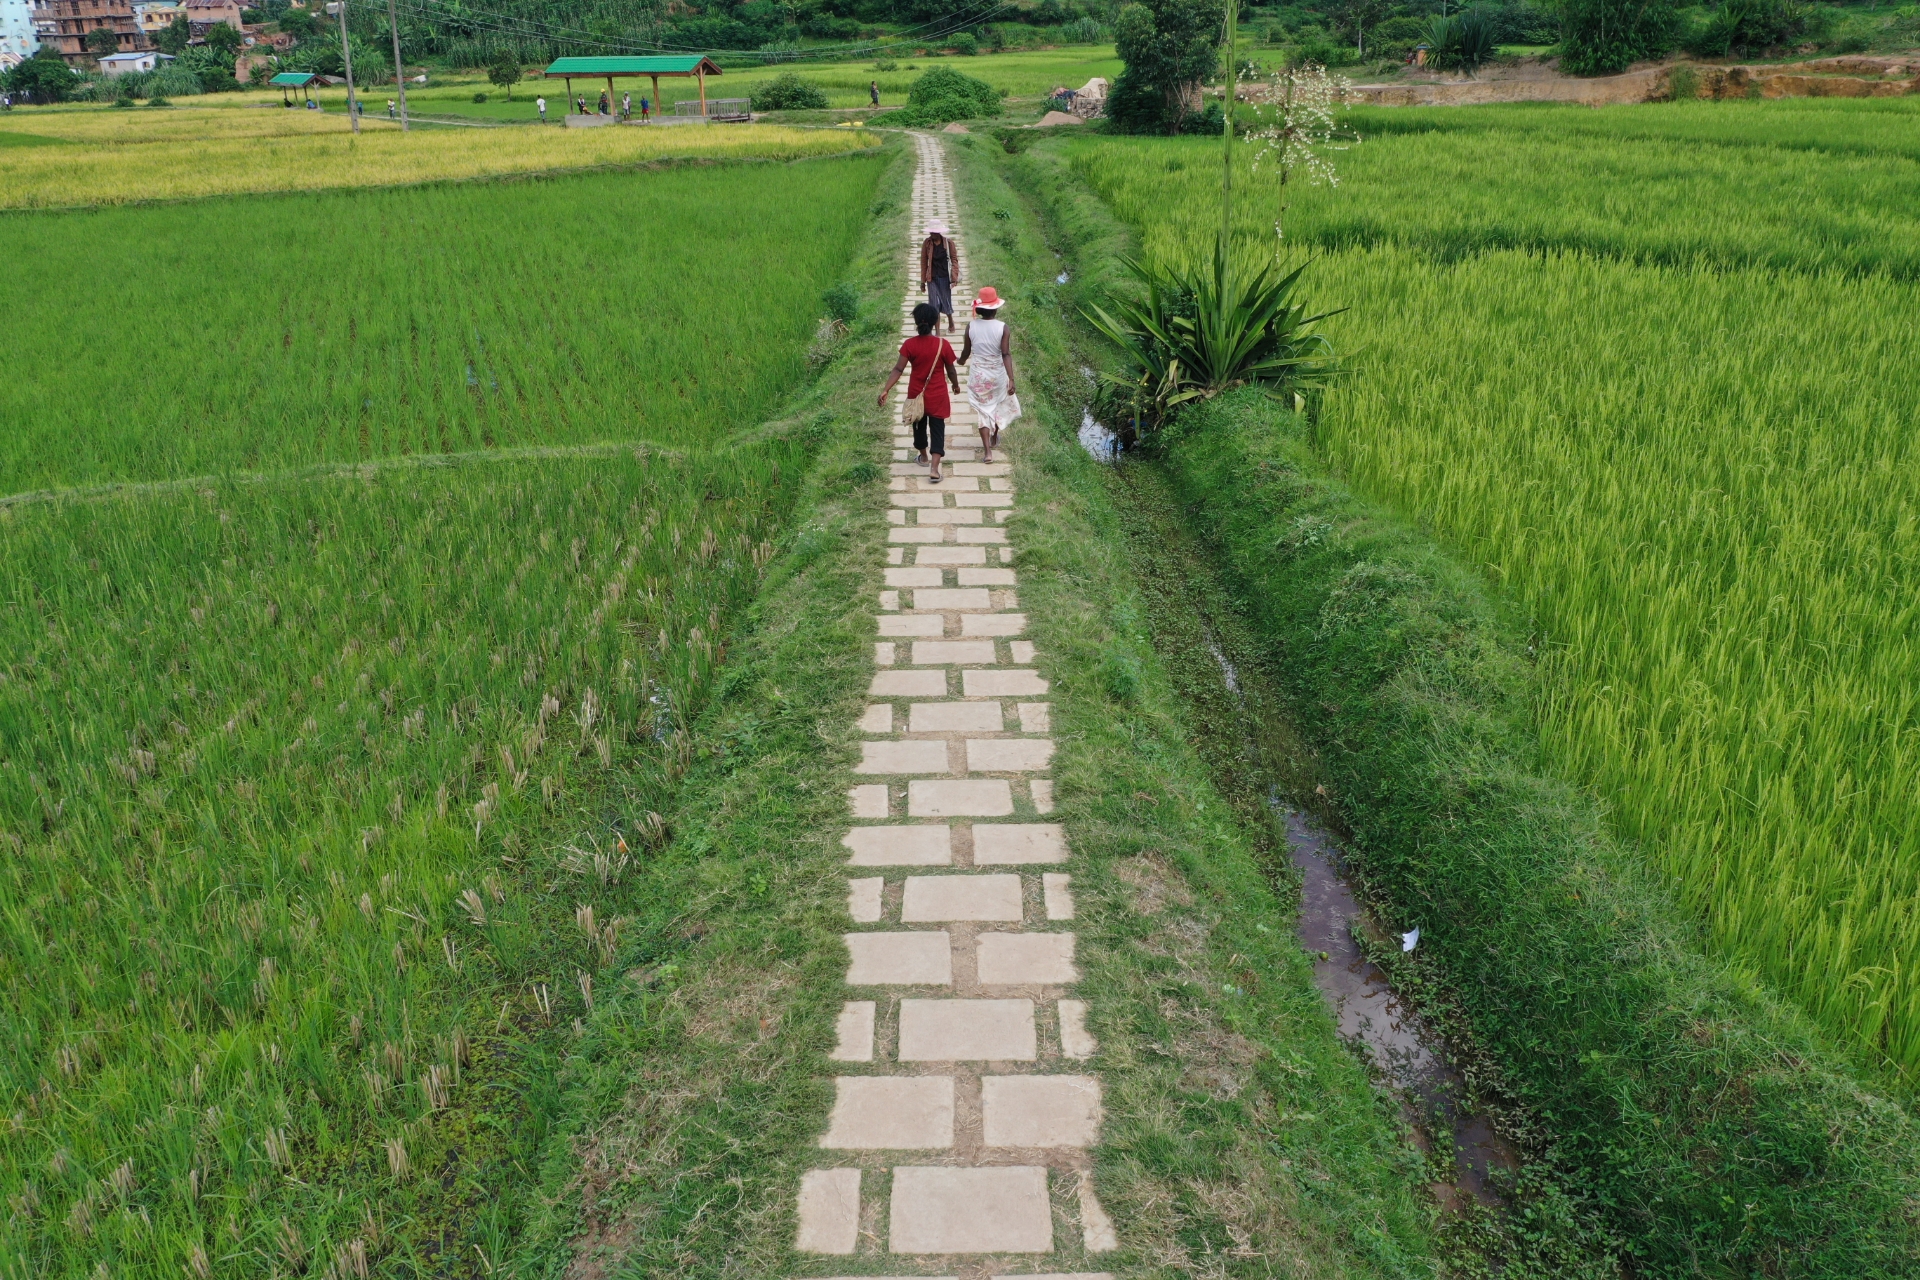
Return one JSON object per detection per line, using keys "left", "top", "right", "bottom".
{"left": 387, "top": 98, "right": 396, "bottom": 118}
{"left": 640, "top": 95, "right": 650, "bottom": 120}
{"left": 958, "top": 286, "right": 1020, "bottom": 465}
{"left": 537, "top": 95, "right": 547, "bottom": 123}
{"left": 622, "top": 91, "right": 631, "bottom": 119}
{"left": 598, "top": 89, "right": 610, "bottom": 115}
{"left": 870, "top": 79, "right": 880, "bottom": 107}
{"left": 576, "top": 94, "right": 587, "bottom": 115}
{"left": 879, "top": 302, "right": 960, "bottom": 483}
{"left": 919, "top": 220, "right": 959, "bottom": 335}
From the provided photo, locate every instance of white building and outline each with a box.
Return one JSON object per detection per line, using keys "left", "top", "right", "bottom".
{"left": 0, "top": 0, "right": 39, "bottom": 62}
{"left": 97, "top": 48, "right": 170, "bottom": 73}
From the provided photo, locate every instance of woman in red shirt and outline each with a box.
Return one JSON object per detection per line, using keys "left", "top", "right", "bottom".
{"left": 878, "top": 302, "right": 960, "bottom": 482}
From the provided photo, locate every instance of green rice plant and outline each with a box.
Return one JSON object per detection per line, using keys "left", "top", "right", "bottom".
{"left": 0, "top": 443, "right": 806, "bottom": 1277}
{"left": 0, "top": 155, "right": 885, "bottom": 494}
{"left": 1060, "top": 103, "right": 1920, "bottom": 1079}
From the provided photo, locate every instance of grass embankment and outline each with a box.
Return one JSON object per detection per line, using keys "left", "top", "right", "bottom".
{"left": 0, "top": 149, "right": 888, "bottom": 1278}
{"left": 0, "top": 107, "right": 877, "bottom": 210}
{"left": 0, "top": 153, "right": 884, "bottom": 492}
{"left": 1010, "top": 130, "right": 1920, "bottom": 1273}
{"left": 514, "top": 136, "right": 1441, "bottom": 1278}
{"left": 1064, "top": 101, "right": 1920, "bottom": 1079}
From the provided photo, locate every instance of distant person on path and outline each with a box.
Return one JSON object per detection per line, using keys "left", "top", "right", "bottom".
{"left": 598, "top": 89, "right": 610, "bottom": 115}
{"left": 622, "top": 91, "right": 631, "bottom": 119}
{"left": 919, "top": 220, "right": 958, "bottom": 335}
{"left": 640, "top": 95, "right": 650, "bottom": 120}
{"left": 537, "top": 95, "right": 546, "bottom": 122}
{"left": 959, "top": 286, "right": 1020, "bottom": 465}
{"left": 387, "top": 98, "right": 396, "bottom": 118}
{"left": 870, "top": 79, "right": 880, "bottom": 106}
{"left": 879, "top": 302, "right": 960, "bottom": 483}
{"left": 576, "top": 95, "right": 587, "bottom": 115}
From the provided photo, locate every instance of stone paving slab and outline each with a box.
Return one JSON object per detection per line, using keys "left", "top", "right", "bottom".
{"left": 958, "top": 567, "right": 1019, "bottom": 586}
{"left": 1017, "top": 702, "right": 1051, "bottom": 733}
{"left": 981, "top": 1075, "right": 1102, "bottom": 1148}
{"left": 972, "top": 823, "right": 1069, "bottom": 865}
{"left": 954, "top": 527, "right": 1008, "bottom": 544}
{"left": 911, "top": 639, "right": 999, "bottom": 666}
{"left": 795, "top": 1167, "right": 861, "bottom": 1254}
{"left": 1043, "top": 873, "right": 1075, "bottom": 921}
{"left": 908, "top": 779, "right": 1014, "bottom": 817}
{"left": 843, "top": 825, "right": 952, "bottom": 866}
{"left": 822, "top": 1075, "right": 955, "bottom": 1149}
{"left": 963, "top": 669, "right": 1049, "bottom": 697}
{"left": 871, "top": 670, "right": 948, "bottom": 698}
{"left": 884, "top": 567, "right": 945, "bottom": 587}
{"left": 889, "top": 1166, "right": 1053, "bottom": 1254}
{"left": 911, "top": 587, "right": 994, "bottom": 610}
{"left": 1057, "top": 1000, "right": 1097, "bottom": 1058}
{"left": 915, "top": 546, "right": 988, "bottom": 565}
{"left": 898, "top": 998, "right": 1037, "bottom": 1060}
{"left": 1031, "top": 780, "right": 1055, "bottom": 813}
{"left": 961, "top": 612, "right": 1026, "bottom": 636}
{"left": 831, "top": 1001, "right": 876, "bottom": 1062}
{"left": 845, "top": 932, "right": 953, "bottom": 986}
{"left": 914, "top": 510, "right": 985, "bottom": 526}
{"left": 858, "top": 740, "right": 952, "bottom": 775}
{"left": 848, "top": 784, "right": 890, "bottom": 819}
{"left": 848, "top": 877, "right": 885, "bottom": 923}
{"left": 966, "top": 738, "right": 1056, "bottom": 773}
{"left": 976, "top": 932, "right": 1079, "bottom": 985}
{"left": 909, "top": 701, "right": 1004, "bottom": 733}
{"left": 901, "top": 873, "right": 1024, "bottom": 922}
{"left": 878, "top": 613, "right": 946, "bottom": 636}
{"left": 1011, "top": 641, "right": 1039, "bottom": 665}
{"left": 888, "top": 527, "right": 946, "bottom": 544}
{"left": 859, "top": 704, "right": 893, "bottom": 734}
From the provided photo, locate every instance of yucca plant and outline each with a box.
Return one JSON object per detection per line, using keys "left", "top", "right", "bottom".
{"left": 1084, "top": 235, "right": 1344, "bottom": 440}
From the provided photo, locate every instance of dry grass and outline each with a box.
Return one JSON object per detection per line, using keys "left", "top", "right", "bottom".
{"left": 0, "top": 108, "right": 879, "bottom": 209}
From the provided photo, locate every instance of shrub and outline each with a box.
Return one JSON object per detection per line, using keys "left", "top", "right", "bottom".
{"left": 821, "top": 280, "right": 859, "bottom": 325}
{"left": 1665, "top": 62, "right": 1699, "bottom": 98}
{"left": 753, "top": 71, "right": 829, "bottom": 111}
{"left": 472, "top": 91, "right": 488, "bottom": 103}
{"left": 949, "top": 32, "right": 979, "bottom": 55}
{"left": 1061, "top": 15, "right": 1107, "bottom": 42}
{"left": 1683, "top": 0, "right": 1815, "bottom": 56}
{"left": 873, "top": 64, "right": 1000, "bottom": 127}
{"left": 1428, "top": 7, "right": 1500, "bottom": 69}
{"left": 1558, "top": 0, "right": 1678, "bottom": 73}
{"left": 4, "top": 51, "right": 81, "bottom": 102}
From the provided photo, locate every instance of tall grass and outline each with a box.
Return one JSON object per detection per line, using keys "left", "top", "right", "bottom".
{"left": 0, "top": 156, "right": 884, "bottom": 492}
{"left": 0, "top": 445, "right": 804, "bottom": 1278}
{"left": 1064, "top": 101, "right": 1920, "bottom": 1079}
{"left": 0, "top": 110, "right": 878, "bottom": 209}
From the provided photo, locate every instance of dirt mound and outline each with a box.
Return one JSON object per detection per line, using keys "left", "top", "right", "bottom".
{"left": 1345, "top": 53, "right": 1920, "bottom": 106}
{"left": 1035, "top": 110, "right": 1084, "bottom": 126}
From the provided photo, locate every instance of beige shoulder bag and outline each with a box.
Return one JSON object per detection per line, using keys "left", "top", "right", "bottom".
{"left": 902, "top": 338, "right": 928, "bottom": 423}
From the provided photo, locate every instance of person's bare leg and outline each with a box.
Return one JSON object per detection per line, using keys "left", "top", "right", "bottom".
{"left": 928, "top": 451, "right": 943, "bottom": 481}
{"left": 978, "top": 425, "right": 993, "bottom": 464}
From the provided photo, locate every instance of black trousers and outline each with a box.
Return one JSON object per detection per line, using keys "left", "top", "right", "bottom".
{"left": 913, "top": 414, "right": 946, "bottom": 457}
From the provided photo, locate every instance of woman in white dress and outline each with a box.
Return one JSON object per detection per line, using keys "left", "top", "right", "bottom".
{"left": 958, "top": 286, "right": 1020, "bottom": 464}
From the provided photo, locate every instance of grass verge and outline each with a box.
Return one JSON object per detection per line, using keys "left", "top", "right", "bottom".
{"left": 1003, "top": 136, "right": 1920, "bottom": 1276}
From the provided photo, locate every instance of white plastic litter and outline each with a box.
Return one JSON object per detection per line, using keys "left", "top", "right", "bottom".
{"left": 1401, "top": 928, "right": 1420, "bottom": 952}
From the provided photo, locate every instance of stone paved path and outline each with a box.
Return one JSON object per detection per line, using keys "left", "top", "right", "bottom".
{"left": 791, "top": 134, "right": 1116, "bottom": 1278}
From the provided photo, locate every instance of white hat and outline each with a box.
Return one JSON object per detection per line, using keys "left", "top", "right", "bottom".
{"left": 926, "top": 220, "right": 949, "bottom": 235}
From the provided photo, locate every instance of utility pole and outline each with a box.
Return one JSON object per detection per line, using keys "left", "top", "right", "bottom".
{"left": 327, "top": 0, "right": 359, "bottom": 134}
{"left": 386, "top": 0, "right": 407, "bottom": 130}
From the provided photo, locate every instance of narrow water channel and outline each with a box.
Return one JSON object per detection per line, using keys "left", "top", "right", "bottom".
{"left": 1103, "top": 450, "right": 1520, "bottom": 1210}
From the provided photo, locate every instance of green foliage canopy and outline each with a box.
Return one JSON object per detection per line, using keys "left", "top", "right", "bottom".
{"left": 754, "top": 71, "right": 830, "bottom": 110}
{"left": 874, "top": 64, "right": 999, "bottom": 126}
{"left": 1108, "top": 0, "right": 1225, "bottom": 135}
{"left": 84, "top": 25, "right": 120, "bottom": 58}
{"left": 3, "top": 51, "right": 81, "bottom": 102}
{"left": 1557, "top": 0, "right": 1677, "bottom": 74}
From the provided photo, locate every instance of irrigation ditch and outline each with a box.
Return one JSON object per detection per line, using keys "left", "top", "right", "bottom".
{"left": 1100, "top": 456, "right": 1545, "bottom": 1239}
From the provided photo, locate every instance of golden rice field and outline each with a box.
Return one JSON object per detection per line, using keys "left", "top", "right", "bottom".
{"left": 1066, "top": 101, "right": 1920, "bottom": 1079}
{"left": 0, "top": 106, "right": 878, "bottom": 208}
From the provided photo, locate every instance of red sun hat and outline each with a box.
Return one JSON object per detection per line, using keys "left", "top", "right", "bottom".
{"left": 973, "top": 286, "right": 1005, "bottom": 311}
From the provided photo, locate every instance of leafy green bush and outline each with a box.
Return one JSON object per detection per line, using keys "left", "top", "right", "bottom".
{"left": 3, "top": 51, "right": 81, "bottom": 103}
{"left": 949, "top": 31, "right": 979, "bottom": 55}
{"left": 1683, "top": 0, "right": 1818, "bottom": 56}
{"left": 753, "top": 71, "right": 829, "bottom": 111}
{"left": 873, "top": 65, "right": 1000, "bottom": 127}
{"left": 1061, "top": 15, "right": 1107, "bottom": 41}
{"left": 821, "top": 280, "right": 859, "bottom": 325}
{"left": 1558, "top": 0, "right": 1678, "bottom": 74}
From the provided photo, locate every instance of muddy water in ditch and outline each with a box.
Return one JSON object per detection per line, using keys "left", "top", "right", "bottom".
{"left": 1108, "top": 455, "right": 1520, "bottom": 1209}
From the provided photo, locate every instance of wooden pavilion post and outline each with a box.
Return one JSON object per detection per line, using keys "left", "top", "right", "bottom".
{"left": 563, "top": 75, "right": 572, "bottom": 112}
{"left": 650, "top": 73, "right": 659, "bottom": 120}
{"left": 606, "top": 74, "right": 614, "bottom": 115}
{"left": 697, "top": 66, "right": 705, "bottom": 116}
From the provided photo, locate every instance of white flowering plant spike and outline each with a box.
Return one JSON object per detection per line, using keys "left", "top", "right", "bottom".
{"left": 1245, "top": 64, "right": 1358, "bottom": 246}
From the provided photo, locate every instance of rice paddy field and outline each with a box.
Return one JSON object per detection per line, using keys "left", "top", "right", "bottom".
{"left": 1063, "top": 96, "right": 1920, "bottom": 1080}
{"left": 0, "top": 153, "right": 885, "bottom": 490}
{"left": 0, "top": 106, "right": 877, "bottom": 209}
{"left": 0, "top": 133, "right": 893, "bottom": 1277}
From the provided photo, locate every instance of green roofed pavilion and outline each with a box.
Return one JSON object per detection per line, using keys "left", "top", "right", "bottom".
{"left": 269, "top": 72, "right": 318, "bottom": 86}
{"left": 542, "top": 55, "right": 723, "bottom": 119}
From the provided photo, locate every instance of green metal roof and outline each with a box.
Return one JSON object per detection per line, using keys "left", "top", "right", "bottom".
{"left": 269, "top": 72, "right": 317, "bottom": 86}
{"left": 542, "top": 56, "right": 721, "bottom": 77}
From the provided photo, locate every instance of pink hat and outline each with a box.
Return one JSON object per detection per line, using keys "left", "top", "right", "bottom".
{"left": 973, "top": 286, "right": 1004, "bottom": 310}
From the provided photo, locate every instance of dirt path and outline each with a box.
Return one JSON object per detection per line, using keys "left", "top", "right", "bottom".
{"left": 787, "top": 132, "right": 1118, "bottom": 1276}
